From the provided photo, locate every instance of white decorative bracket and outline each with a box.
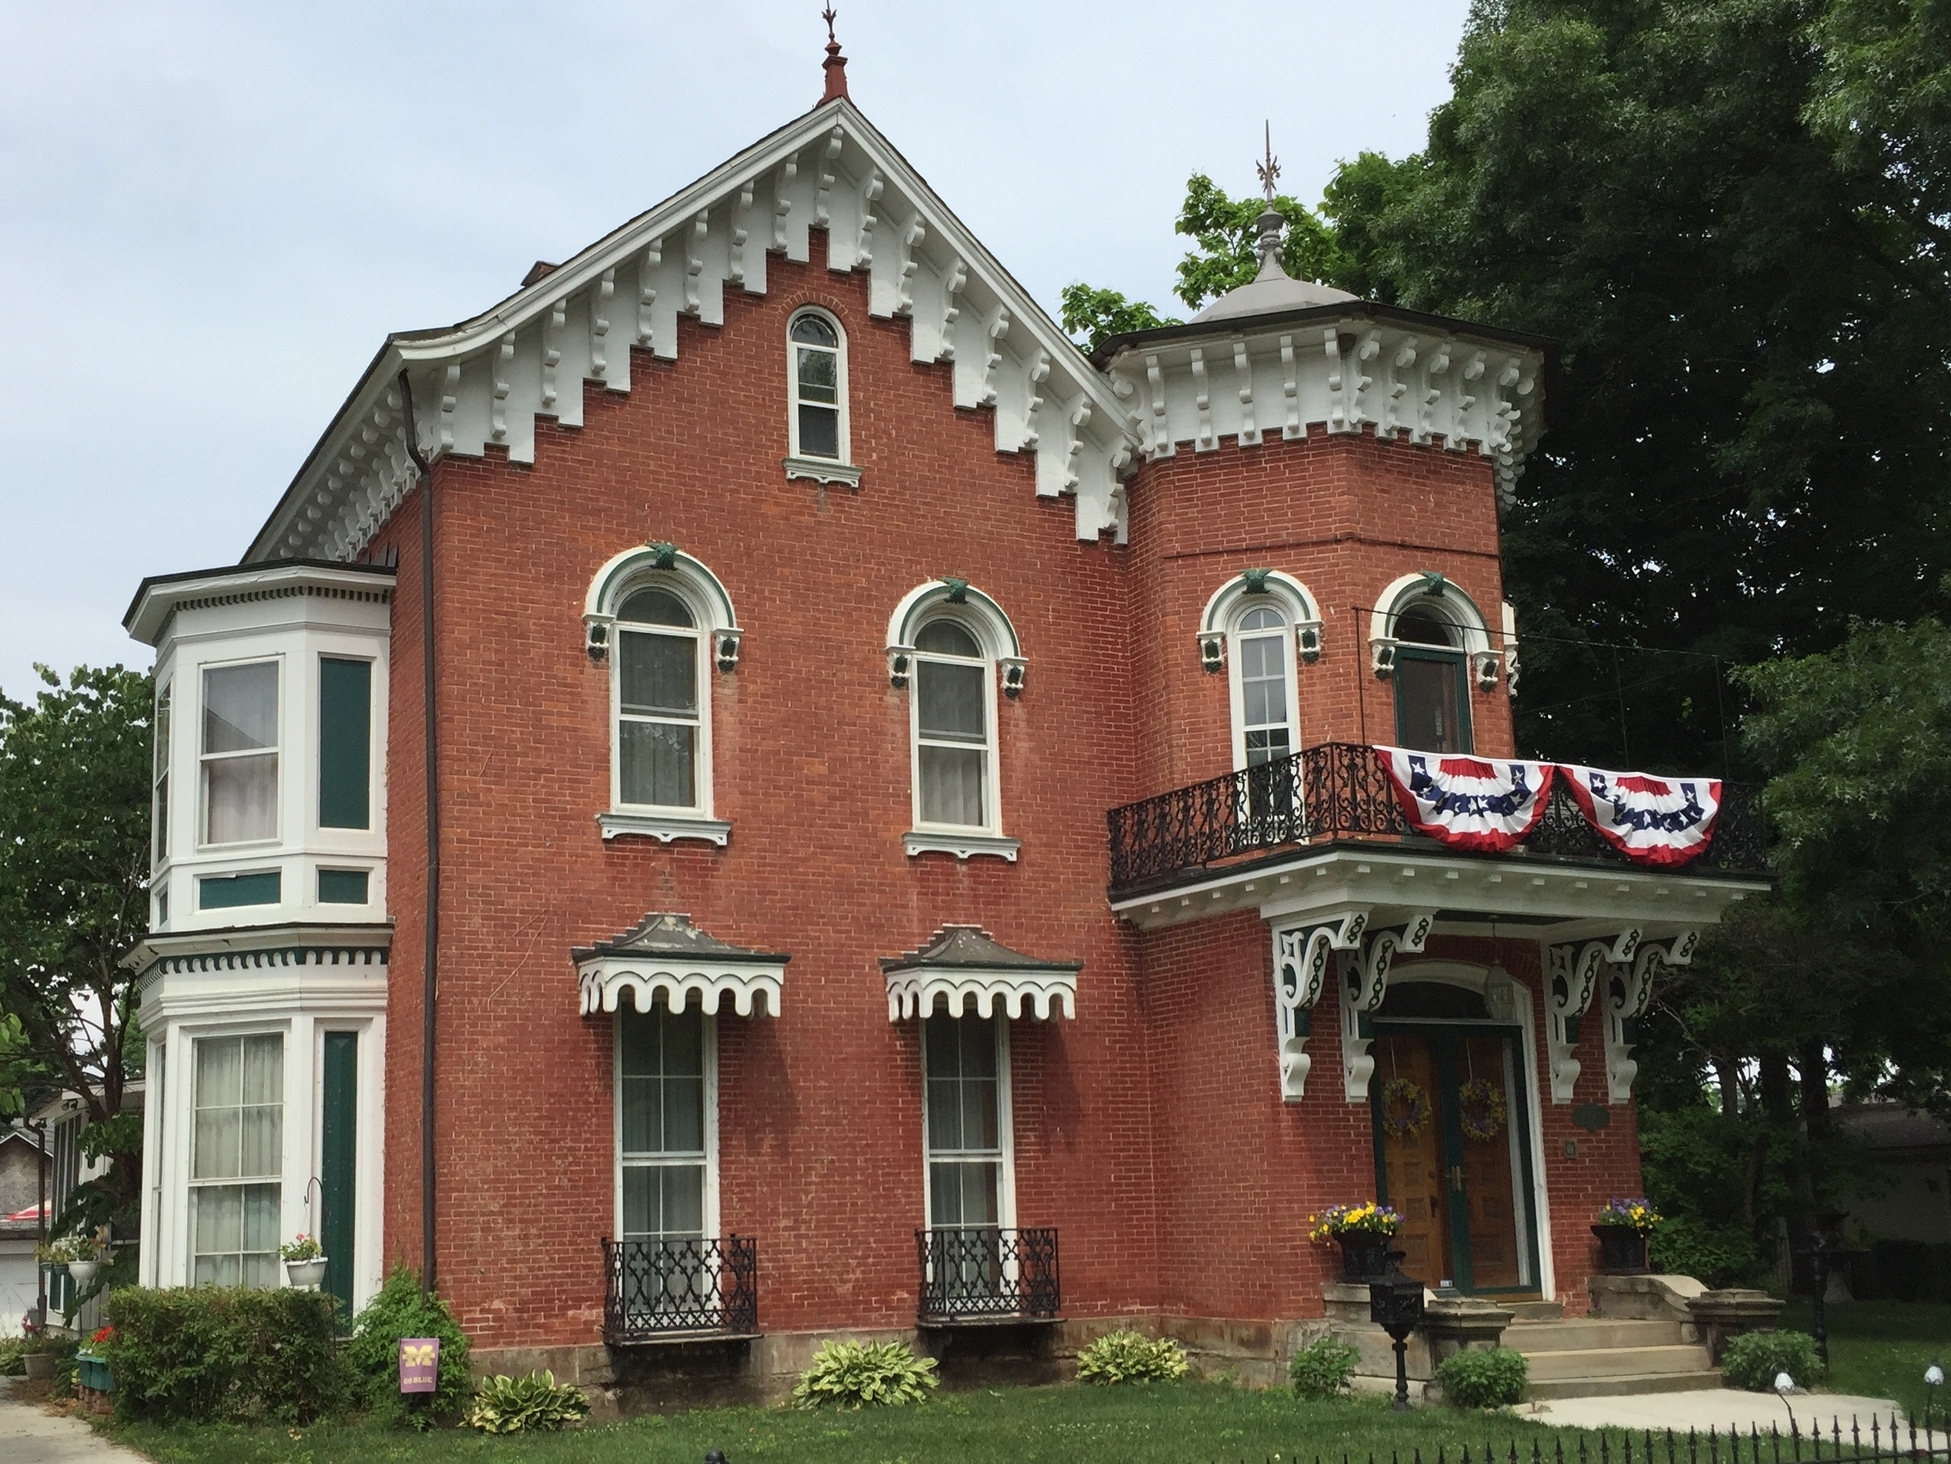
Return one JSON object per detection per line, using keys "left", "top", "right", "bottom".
{"left": 887, "top": 644, "right": 915, "bottom": 689}
{"left": 1271, "top": 908, "right": 1370, "bottom": 1102}
{"left": 1370, "top": 636, "right": 1399, "bottom": 678}
{"left": 1604, "top": 930, "right": 1697, "bottom": 1103}
{"left": 1199, "top": 632, "right": 1225, "bottom": 673}
{"left": 1547, "top": 929, "right": 1641, "bottom": 1103}
{"left": 1473, "top": 649, "right": 1501, "bottom": 690}
{"left": 713, "top": 629, "right": 742, "bottom": 674}
{"left": 1340, "top": 910, "right": 1435, "bottom": 1102}
{"left": 1296, "top": 620, "right": 1323, "bottom": 665}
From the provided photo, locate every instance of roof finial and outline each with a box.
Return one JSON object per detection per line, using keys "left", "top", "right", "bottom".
{"left": 820, "top": 6, "right": 849, "bottom": 104}
{"left": 1252, "top": 121, "right": 1288, "bottom": 281}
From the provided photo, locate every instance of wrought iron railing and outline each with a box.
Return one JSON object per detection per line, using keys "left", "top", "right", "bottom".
{"left": 1106, "top": 741, "right": 1769, "bottom": 892}
{"left": 916, "top": 1226, "right": 1060, "bottom": 1322}
{"left": 1213, "top": 1417, "right": 1941, "bottom": 1464}
{"left": 601, "top": 1235, "right": 758, "bottom": 1341}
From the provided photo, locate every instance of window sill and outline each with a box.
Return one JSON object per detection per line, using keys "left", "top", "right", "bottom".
{"left": 783, "top": 456, "right": 862, "bottom": 488}
{"left": 597, "top": 811, "right": 732, "bottom": 846}
{"left": 903, "top": 830, "right": 1021, "bottom": 862}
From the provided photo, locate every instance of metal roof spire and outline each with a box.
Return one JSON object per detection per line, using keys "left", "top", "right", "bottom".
{"left": 1252, "top": 122, "right": 1288, "bottom": 281}
{"left": 820, "top": 6, "right": 850, "bottom": 104}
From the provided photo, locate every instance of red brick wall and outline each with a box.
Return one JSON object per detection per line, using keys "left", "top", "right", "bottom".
{"left": 370, "top": 226, "right": 1630, "bottom": 1350}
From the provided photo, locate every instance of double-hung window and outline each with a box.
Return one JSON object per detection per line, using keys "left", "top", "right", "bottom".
{"left": 190, "top": 1033, "right": 283, "bottom": 1287}
{"left": 618, "top": 1002, "right": 709, "bottom": 1241}
{"left": 923, "top": 1014, "right": 1012, "bottom": 1302}
{"left": 615, "top": 590, "right": 705, "bottom": 812}
{"left": 789, "top": 311, "right": 845, "bottom": 462}
{"left": 912, "top": 620, "right": 995, "bottom": 831}
{"left": 201, "top": 662, "right": 280, "bottom": 845}
{"left": 153, "top": 681, "right": 172, "bottom": 870}
{"left": 1393, "top": 606, "right": 1472, "bottom": 753}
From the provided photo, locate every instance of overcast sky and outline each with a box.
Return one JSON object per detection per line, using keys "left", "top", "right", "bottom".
{"left": 0, "top": 0, "right": 1471, "bottom": 702}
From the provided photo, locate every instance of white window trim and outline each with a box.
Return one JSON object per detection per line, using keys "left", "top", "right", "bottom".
{"left": 197, "top": 655, "right": 284, "bottom": 851}
{"left": 1227, "top": 604, "right": 1302, "bottom": 776}
{"left": 185, "top": 1029, "right": 286, "bottom": 1288}
{"left": 153, "top": 679, "right": 173, "bottom": 878}
{"left": 612, "top": 1003, "right": 720, "bottom": 1242}
{"left": 907, "top": 614, "right": 1004, "bottom": 841}
{"left": 784, "top": 307, "right": 859, "bottom": 486}
{"left": 1368, "top": 572, "right": 1500, "bottom": 688}
{"left": 608, "top": 589, "right": 714, "bottom": 820}
{"left": 919, "top": 1012, "right": 1015, "bottom": 1232}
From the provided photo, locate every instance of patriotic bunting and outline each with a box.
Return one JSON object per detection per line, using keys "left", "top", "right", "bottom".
{"left": 1559, "top": 765, "right": 1722, "bottom": 867}
{"left": 1376, "top": 747, "right": 1556, "bottom": 852}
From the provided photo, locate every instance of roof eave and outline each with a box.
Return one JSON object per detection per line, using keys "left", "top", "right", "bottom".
{"left": 1091, "top": 300, "right": 1559, "bottom": 371}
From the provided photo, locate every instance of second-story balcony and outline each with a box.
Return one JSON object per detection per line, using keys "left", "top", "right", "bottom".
{"left": 1107, "top": 742, "right": 1769, "bottom": 898}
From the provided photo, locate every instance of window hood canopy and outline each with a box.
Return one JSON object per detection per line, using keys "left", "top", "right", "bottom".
{"left": 881, "top": 924, "right": 1081, "bottom": 1021}
{"left": 575, "top": 913, "right": 787, "bottom": 1017}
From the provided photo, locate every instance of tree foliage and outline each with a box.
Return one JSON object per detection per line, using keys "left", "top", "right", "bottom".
{"left": 0, "top": 664, "right": 151, "bottom": 1226}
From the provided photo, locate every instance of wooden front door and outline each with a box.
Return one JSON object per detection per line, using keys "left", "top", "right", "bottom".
{"left": 1372, "top": 1025, "right": 1538, "bottom": 1293}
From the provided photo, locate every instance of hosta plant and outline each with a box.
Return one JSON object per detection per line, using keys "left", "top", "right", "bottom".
{"left": 1075, "top": 1330, "right": 1191, "bottom": 1384}
{"left": 791, "top": 1340, "right": 939, "bottom": 1409}
{"left": 467, "top": 1371, "right": 590, "bottom": 1433}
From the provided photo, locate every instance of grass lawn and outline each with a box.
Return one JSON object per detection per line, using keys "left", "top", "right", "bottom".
{"left": 104, "top": 1382, "right": 1584, "bottom": 1464}
{"left": 1779, "top": 1299, "right": 1951, "bottom": 1421}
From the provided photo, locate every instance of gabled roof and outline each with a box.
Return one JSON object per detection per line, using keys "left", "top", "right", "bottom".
{"left": 246, "top": 97, "right": 1141, "bottom": 565}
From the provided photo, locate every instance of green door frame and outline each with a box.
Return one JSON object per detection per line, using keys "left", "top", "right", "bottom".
{"left": 1370, "top": 1021, "right": 1541, "bottom": 1295}
{"left": 1391, "top": 646, "right": 1473, "bottom": 753}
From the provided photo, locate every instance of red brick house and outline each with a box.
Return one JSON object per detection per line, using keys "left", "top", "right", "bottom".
{"left": 123, "top": 48, "right": 1767, "bottom": 1404}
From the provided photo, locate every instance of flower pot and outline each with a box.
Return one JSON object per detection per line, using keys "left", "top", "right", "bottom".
{"left": 285, "top": 1256, "right": 328, "bottom": 1289}
{"left": 24, "top": 1350, "right": 59, "bottom": 1380}
{"left": 1338, "top": 1231, "right": 1395, "bottom": 1282}
{"left": 66, "top": 1259, "right": 100, "bottom": 1291}
{"left": 1593, "top": 1224, "right": 1649, "bottom": 1274}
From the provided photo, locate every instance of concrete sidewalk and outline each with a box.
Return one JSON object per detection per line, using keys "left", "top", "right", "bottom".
{"left": 1531, "top": 1388, "right": 1915, "bottom": 1436}
{"left": 0, "top": 1377, "right": 149, "bottom": 1464}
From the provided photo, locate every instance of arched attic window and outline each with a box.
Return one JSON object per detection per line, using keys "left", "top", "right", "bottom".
{"left": 785, "top": 309, "right": 860, "bottom": 486}
{"left": 1368, "top": 573, "right": 1499, "bottom": 755}
{"left": 584, "top": 543, "right": 742, "bottom": 844}
{"left": 887, "top": 581, "right": 1025, "bottom": 861}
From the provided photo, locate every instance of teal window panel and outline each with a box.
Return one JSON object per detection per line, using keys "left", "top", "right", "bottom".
{"left": 198, "top": 871, "right": 281, "bottom": 910}
{"left": 318, "top": 658, "right": 371, "bottom": 830}
{"left": 318, "top": 869, "right": 369, "bottom": 905}
{"left": 320, "top": 1032, "right": 358, "bottom": 1326}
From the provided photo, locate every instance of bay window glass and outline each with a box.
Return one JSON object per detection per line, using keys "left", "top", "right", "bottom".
{"left": 913, "top": 620, "right": 991, "bottom": 829}
{"left": 190, "top": 1033, "right": 283, "bottom": 1287}
{"left": 1393, "top": 605, "right": 1472, "bottom": 754}
{"left": 790, "top": 312, "right": 843, "bottom": 461}
{"left": 616, "top": 589, "right": 702, "bottom": 810}
{"left": 201, "top": 662, "right": 280, "bottom": 845}
{"left": 924, "top": 1013, "right": 1005, "bottom": 1228}
{"left": 618, "top": 1003, "right": 708, "bottom": 1240}
{"left": 153, "top": 682, "right": 171, "bottom": 868}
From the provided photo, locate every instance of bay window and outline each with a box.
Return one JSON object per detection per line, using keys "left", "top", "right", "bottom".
{"left": 190, "top": 1033, "right": 283, "bottom": 1287}
{"left": 201, "top": 661, "right": 280, "bottom": 845}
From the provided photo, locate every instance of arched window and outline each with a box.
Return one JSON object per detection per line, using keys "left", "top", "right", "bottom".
{"left": 1370, "top": 573, "right": 1497, "bottom": 754}
{"left": 584, "top": 545, "right": 741, "bottom": 844}
{"left": 788, "top": 310, "right": 848, "bottom": 465}
{"left": 887, "top": 581, "right": 1025, "bottom": 860}
{"left": 1196, "top": 570, "right": 1321, "bottom": 775}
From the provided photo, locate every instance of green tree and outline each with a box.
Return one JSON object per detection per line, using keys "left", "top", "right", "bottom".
{"left": 0, "top": 664, "right": 152, "bottom": 1230}
{"left": 1058, "top": 283, "right": 1180, "bottom": 356}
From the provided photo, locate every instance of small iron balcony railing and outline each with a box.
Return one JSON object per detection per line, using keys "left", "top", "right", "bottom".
{"left": 916, "top": 1225, "right": 1061, "bottom": 1322}
{"left": 1105, "top": 741, "right": 1769, "bottom": 893}
{"left": 601, "top": 1235, "right": 758, "bottom": 1342}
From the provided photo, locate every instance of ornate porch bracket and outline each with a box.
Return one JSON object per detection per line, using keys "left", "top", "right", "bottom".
{"left": 1270, "top": 908, "right": 1370, "bottom": 1102}
{"left": 1547, "top": 929, "right": 1641, "bottom": 1102}
{"left": 1339, "top": 909, "right": 1436, "bottom": 1102}
{"left": 1604, "top": 930, "right": 1699, "bottom": 1103}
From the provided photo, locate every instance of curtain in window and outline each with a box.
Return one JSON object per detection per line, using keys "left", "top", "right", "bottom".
{"left": 924, "top": 1015, "right": 1002, "bottom": 1228}
{"left": 618, "top": 631, "right": 699, "bottom": 807}
{"left": 916, "top": 659, "right": 987, "bottom": 827}
{"left": 619, "top": 1004, "right": 708, "bottom": 1241}
{"left": 202, "top": 663, "right": 279, "bottom": 844}
{"left": 192, "top": 1034, "right": 283, "bottom": 1288}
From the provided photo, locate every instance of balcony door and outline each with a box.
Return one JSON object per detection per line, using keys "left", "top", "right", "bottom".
{"left": 922, "top": 1013, "right": 1015, "bottom": 1309}
{"left": 614, "top": 1001, "right": 717, "bottom": 1329}
{"left": 1369, "top": 984, "right": 1538, "bottom": 1295}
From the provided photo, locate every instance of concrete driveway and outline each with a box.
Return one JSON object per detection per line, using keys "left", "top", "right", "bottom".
{"left": 0, "top": 1378, "right": 148, "bottom": 1464}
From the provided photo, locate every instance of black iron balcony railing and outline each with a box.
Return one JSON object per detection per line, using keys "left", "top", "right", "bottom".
{"left": 1106, "top": 741, "right": 1769, "bottom": 893}
{"left": 916, "top": 1226, "right": 1061, "bottom": 1323}
{"left": 601, "top": 1236, "right": 758, "bottom": 1342}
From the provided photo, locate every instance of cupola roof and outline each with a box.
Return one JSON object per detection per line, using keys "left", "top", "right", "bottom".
{"left": 1189, "top": 126, "right": 1356, "bottom": 324}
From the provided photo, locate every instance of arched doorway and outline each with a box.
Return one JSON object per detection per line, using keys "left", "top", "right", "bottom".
{"left": 1369, "top": 968, "right": 1542, "bottom": 1295}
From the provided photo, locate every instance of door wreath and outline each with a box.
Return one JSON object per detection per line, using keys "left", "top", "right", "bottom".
{"left": 1380, "top": 1077, "right": 1431, "bottom": 1139}
{"left": 1458, "top": 1077, "right": 1508, "bottom": 1142}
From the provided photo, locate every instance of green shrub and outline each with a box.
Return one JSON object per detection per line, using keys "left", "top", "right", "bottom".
{"left": 1289, "top": 1335, "right": 1361, "bottom": 1399}
{"left": 467, "top": 1371, "right": 590, "bottom": 1433}
{"left": 0, "top": 1337, "right": 23, "bottom": 1376}
{"left": 791, "top": 1340, "right": 939, "bottom": 1409}
{"left": 1722, "top": 1330, "right": 1825, "bottom": 1391}
{"left": 1435, "top": 1346, "right": 1528, "bottom": 1408}
{"left": 1648, "top": 1213, "right": 1762, "bottom": 1289}
{"left": 341, "top": 1267, "right": 473, "bottom": 1426}
{"left": 1075, "top": 1330, "right": 1191, "bottom": 1385}
{"left": 102, "top": 1286, "right": 345, "bottom": 1424}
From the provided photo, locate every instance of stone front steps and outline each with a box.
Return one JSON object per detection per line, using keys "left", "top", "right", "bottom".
{"left": 1509, "top": 1316, "right": 1721, "bottom": 1400}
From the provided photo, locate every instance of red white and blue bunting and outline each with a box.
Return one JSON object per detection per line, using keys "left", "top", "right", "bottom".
{"left": 1559, "top": 766, "right": 1722, "bottom": 868}
{"left": 1377, "top": 748, "right": 1556, "bottom": 853}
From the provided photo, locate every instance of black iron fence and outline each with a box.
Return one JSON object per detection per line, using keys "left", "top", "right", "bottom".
{"left": 1107, "top": 741, "right": 1769, "bottom": 892}
{"left": 1195, "top": 1417, "right": 1945, "bottom": 1464}
{"left": 916, "top": 1225, "right": 1060, "bottom": 1322}
{"left": 600, "top": 1235, "right": 758, "bottom": 1341}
